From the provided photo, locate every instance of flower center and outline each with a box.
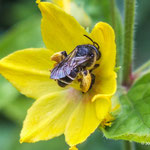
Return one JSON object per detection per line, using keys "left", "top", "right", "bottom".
{"left": 50, "top": 39, "right": 101, "bottom": 93}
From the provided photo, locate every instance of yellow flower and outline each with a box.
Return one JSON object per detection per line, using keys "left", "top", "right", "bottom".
{"left": 52, "top": 0, "right": 91, "bottom": 27}
{"left": 0, "top": 0, "right": 116, "bottom": 149}
{"left": 52, "top": 0, "right": 71, "bottom": 13}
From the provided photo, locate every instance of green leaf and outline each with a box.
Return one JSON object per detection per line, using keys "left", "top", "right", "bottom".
{"left": 0, "top": 15, "right": 44, "bottom": 108}
{"left": 0, "top": 15, "right": 44, "bottom": 59}
{"left": 134, "top": 60, "right": 150, "bottom": 76}
{"left": 2, "top": 96, "right": 34, "bottom": 124}
{"left": 0, "top": 122, "right": 18, "bottom": 150}
{"left": 132, "top": 71, "right": 150, "bottom": 88}
{"left": 0, "top": 122, "right": 68, "bottom": 150}
{"left": 0, "top": 76, "right": 19, "bottom": 109}
{"left": 101, "top": 71, "right": 150, "bottom": 143}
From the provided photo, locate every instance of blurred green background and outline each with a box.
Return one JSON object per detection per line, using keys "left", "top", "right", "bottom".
{"left": 0, "top": 0, "right": 150, "bottom": 150}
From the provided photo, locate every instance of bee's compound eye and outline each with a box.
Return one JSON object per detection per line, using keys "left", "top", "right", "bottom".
{"left": 74, "top": 68, "right": 79, "bottom": 72}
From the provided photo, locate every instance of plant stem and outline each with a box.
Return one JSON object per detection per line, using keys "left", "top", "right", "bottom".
{"left": 110, "top": 0, "right": 116, "bottom": 31}
{"left": 110, "top": 0, "right": 123, "bottom": 85}
{"left": 134, "top": 60, "right": 150, "bottom": 75}
{"left": 122, "top": 0, "right": 136, "bottom": 86}
{"left": 123, "top": 141, "right": 135, "bottom": 150}
{"left": 122, "top": 0, "right": 136, "bottom": 149}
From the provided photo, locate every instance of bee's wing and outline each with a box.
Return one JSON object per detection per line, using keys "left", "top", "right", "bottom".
{"left": 50, "top": 61, "right": 72, "bottom": 79}
{"left": 50, "top": 49, "right": 91, "bottom": 79}
{"left": 50, "top": 49, "right": 78, "bottom": 79}
{"left": 72, "top": 56, "right": 91, "bottom": 67}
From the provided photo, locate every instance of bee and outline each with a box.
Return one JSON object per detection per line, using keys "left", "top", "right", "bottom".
{"left": 50, "top": 35, "right": 101, "bottom": 93}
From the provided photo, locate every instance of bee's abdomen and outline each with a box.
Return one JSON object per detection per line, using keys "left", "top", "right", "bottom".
{"left": 57, "top": 80, "right": 67, "bottom": 87}
{"left": 57, "top": 70, "right": 77, "bottom": 87}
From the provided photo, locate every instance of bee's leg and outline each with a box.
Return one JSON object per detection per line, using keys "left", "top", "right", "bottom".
{"left": 51, "top": 51, "right": 67, "bottom": 64}
{"left": 80, "top": 70, "right": 92, "bottom": 93}
{"left": 89, "top": 73, "right": 95, "bottom": 90}
{"left": 61, "top": 51, "right": 67, "bottom": 58}
{"left": 90, "top": 64, "right": 99, "bottom": 72}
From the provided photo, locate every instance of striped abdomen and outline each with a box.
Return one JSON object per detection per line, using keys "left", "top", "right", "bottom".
{"left": 57, "top": 69, "right": 78, "bottom": 87}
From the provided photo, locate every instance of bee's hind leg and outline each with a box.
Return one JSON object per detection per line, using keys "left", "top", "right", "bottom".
{"left": 89, "top": 73, "right": 95, "bottom": 90}
{"left": 80, "top": 70, "right": 92, "bottom": 93}
{"left": 51, "top": 51, "right": 67, "bottom": 64}
{"left": 90, "top": 64, "right": 99, "bottom": 72}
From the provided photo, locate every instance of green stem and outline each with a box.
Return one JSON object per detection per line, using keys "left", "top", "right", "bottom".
{"left": 110, "top": 0, "right": 123, "bottom": 85}
{"left": 123, "top": 141, "right": 135, "bottom": 150}
{"left": 110, "top": 0, "right": 116, "bottom": 31}
{"left": 134, "top": 60, "right": 150, "bottom": 75}
{"left": 122, "top": 0, "right": 136, "bottom": 86}
{"left": 122, "top": 0, "right": 136, "bottom": 149}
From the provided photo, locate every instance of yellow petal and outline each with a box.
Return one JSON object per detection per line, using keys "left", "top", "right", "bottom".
{"left": 94, "top": 96, "right": 111, "bottom": 120}
{"left": 20, "top": 89, "right": 80, "bottom": 143}
{"left": 52, "top": 0, "right": 71, "bottom": 14}
{"left": 69, "top": 146, "right": 78, "bottom": 150}
{"left": 38, "top": 1, "right": 89, "bottom": 53}
{"left": 90, "top": 22, "right": 117, "bottom": 95}
{"left": 90, "top": 22, "right": 116, "bottom": 76}
{"left": 65, "top": 95, "right": 100, "bottom": 146}
{"left": 0, "top": 48, "right": 61, "bottom": 99}
{"left": 70, "top": 2, "right": 91, "bottom": 28}
{"left": 91, "top": 72, "right": 117, "bottom": 96}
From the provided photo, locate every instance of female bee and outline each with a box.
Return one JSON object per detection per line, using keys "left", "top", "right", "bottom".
{"left": 50, "top": 35, "right": 101, "bottom": 92}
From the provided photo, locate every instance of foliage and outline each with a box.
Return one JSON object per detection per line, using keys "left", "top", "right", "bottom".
{"left": 102, "top": 71, "right": 150, "bottom": 143}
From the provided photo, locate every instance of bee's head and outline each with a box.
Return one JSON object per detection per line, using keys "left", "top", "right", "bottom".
{"left": 82, "top": 35, "right": 101, "bottom": 60}
{"left": 76, "top": 44, "right": 101, "bottom": 61}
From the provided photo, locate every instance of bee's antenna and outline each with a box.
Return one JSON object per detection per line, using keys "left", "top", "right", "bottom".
{"left": 83, "top": 35, "right": 99, "bottom": 49}
{"left": 93, "top": 41, "right": 99, "bottom": 50}
{"left": 83, "top": 35, "right": 94, "bottom": 43}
